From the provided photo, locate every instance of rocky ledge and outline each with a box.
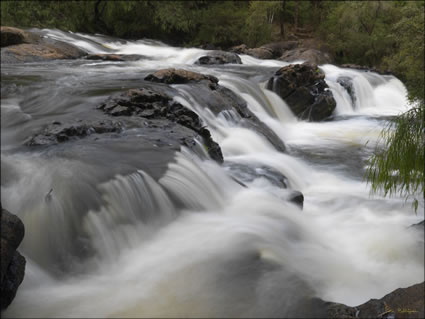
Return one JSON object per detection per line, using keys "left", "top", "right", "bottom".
{"left": 145, "top": 68, "right": 286, "bottom": 152}
{"left": 1, "top": 204, "right": 26, "bottom": 311}
{"left": 266, "top": 62, "right": 336, "bottom": 121}
{"left": 1, "top": 26, "right": 86, "bottom": 63}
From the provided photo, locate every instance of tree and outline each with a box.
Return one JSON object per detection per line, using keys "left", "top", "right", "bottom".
{"left": 366, "top": 1, "right": 424, "bottom": 212}
{"left": 367, "top": 105, "right": 424, "bottom": 211}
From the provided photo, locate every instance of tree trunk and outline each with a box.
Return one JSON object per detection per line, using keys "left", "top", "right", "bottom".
{"left": 295, "top": 1, "right": 299, "bottom": 31}
{"left": 280, "top": 0, "right": 286, "bottom": 38}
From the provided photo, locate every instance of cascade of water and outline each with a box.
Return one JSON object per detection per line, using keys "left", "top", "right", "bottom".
{"left": 2, "top": 29, "right": 423, "bottom": 318}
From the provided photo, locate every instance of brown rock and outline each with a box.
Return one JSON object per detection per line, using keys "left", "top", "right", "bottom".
{"left": 246, "top": 47, "right": 274, "bottom": 59}
{"left": 1, "top": 26, "right": 28, "bottom": 47}
{"left": 145, "top": 68, "right": 219, "bottom": 86}
{"left": 279, "top": 48, "right": 332, "bottom": 65}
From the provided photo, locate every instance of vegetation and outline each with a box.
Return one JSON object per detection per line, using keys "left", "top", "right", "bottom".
{"left": 1, "top": 0, "right": 423, "bottom": 208}
{"left": 367, "top": 105, "right": 424, "bottom": 211}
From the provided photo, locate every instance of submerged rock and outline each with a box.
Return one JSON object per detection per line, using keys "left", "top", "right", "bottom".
{"left": 1, "top": 204, "right": 26, "bottom": 310}
{"left": 288, "top": 191, "right": 304, "bottom": 209}
{"left": 266, "top": 62, "right": 336, "bottom": 121}
{"left": 195, "top": 50, "right": 242, "bottom": 65}
{"left": 337, "top": 76, "right": 356, "bottom": 107}
{"left": 85, "top": 53, "right": 144, "bottom": 62}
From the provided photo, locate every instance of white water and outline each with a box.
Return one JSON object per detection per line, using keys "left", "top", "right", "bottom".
{"left": 2, "top": 30, "right": 423, "bottom": 318}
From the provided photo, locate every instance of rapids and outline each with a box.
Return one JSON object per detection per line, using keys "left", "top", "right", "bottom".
{"left": 1, "top": 29, "right": 423, "bottom": 318}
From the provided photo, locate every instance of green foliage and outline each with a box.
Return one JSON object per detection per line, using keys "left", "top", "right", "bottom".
{"left": 193, "top": 1, "right": 248, "bottom": 48}
{"left": 367, "top": 105, "right": 424, "bottom": 211}
{"left": 244, "top": 1, "right": 276, "bottom": 47}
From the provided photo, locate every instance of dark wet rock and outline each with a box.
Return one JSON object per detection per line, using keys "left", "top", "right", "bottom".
{"left": 340, "top": 64, "right": 393, "bottom": 76}
{"left": 409, "top": 220, "right": 424, "bottom": 231}
{"left": 337, "top": 76, "right": 356, "bottom": 107}
{"left": 223, "top": 162, "right": 289, "bottom": 189}
{"left": 144, "top": 69, "right": 285, "bottom": 152}
{"left": 246, "top": 47, "right": 274, "bottom": 60}
{"left": 323, "top": 282, "right": 425, "bottom": 319}
{"left": 1, "top": 26, "right": 28, "bottom": 47}
{"left": 1, "top": 204, "right": 26, "bottom": 310}
{"left": 195, "top": 50, "right": 242, "bottom": 65}
{"left": 98, "top": 87, "right": 223, "bottom": 163}
{"left": 279, "top": 48, "right": 332, "bottom": 65}
{"left": 26, "top": 120, "right": 123, "bottom": 146}
{"left": 288, "top": 191, "right": 304, "bottom": 209}
{"left": 266, "top": 62, "right": 336, "bottom": 121}
{"left": 144, "top": 68, "right": 219, "bottom": 86}
{"left": 1, "top": 27, "right": 87, "bottom": 63}
{"left": 182, "top": 82, "right": 286, "bottom": 152}
{"left": 85, "top": 53, "right": 144, "bottom": 62}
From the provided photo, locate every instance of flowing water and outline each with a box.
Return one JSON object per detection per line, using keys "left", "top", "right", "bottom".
{"left": 1, "top": 29, "right": 423, "bottom": 318}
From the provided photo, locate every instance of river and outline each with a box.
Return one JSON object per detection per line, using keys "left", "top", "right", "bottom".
{"left": 1, "top": 29, "right": 424, "bottom": 318}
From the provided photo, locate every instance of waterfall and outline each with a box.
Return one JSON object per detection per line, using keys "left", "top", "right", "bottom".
{"left": 1, "top": 28, "right": 423, "bottom": 318}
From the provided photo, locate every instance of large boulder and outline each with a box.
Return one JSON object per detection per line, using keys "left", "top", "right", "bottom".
{"left": 195, "top": 50, "right": 242, "bottom": 65}
{"left": 1, "top": 204, "right": 26, "bottom": 310}
{"left": 246, "top": 47, "right": 274, "bottom": 60}
{"left": 1, "top": 26, "right": 28, "bottom": 47}
{"left": 97, "top": 86, "right": 223, "bottom": 163}
{"left": 279, "top": 48, "right": 332, "bottom": 65}
{"left": 266, "top": 62, "right": 336, "bottom": 121}
{"left": 1, "top": 27, "right": 87, "bottom": 63}
{"left": 229, "top": 44, "right": 249, "bottom": 54}
{"left": 145, "top": 69, "right": 286, "bottom": 152}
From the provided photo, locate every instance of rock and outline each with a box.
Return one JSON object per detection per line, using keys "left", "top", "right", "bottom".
{"left": 1, "top": 26, "right": 28, "bottom": 47}
{"left": 409, "top": 220, "right": 424, "bottom": 231}
{"left": 1, "top": 204, "right": 26, "bottom": 310}
{"left": 144, "top": 68, "right": 219, "bottom": 86}
{"left": 85, "top": 53, "right": 144, "bottom": 62}
{"left": 337, "top": 76, "right": 356, "bottom": 107}
{"left": 26, "top": 120, "right": 123, "bottom": 146}
{"left": 97, "top": 86, "right": 223, "bottom": 163}
{"left": 145, "top": 69, "right": 285, "bottom": 152}
{"left": 229, "top": 44, "right": 248, "bottom": 54}
{"left": 195, "top": 50, "right": 242, "bottom": 65}
{"left": 324, "top": 282, "right": 425, "bottom": 319}
{"left": 266, "top": 62, "right": 336, "bottom": 121}
{"left": 1, "top": 27, "right": 87, "bottom": 63}
{"left": 246, "top": 47, "right": 274, "bottom": 60}
{"left": 199, "top": 43, "right": 221, "bottom": 50}
{"left": 259, "top": 41, "right": 299, "bottom": 58}
{"left": 279, "top": 48, "right": 332, "bottom": 65}
{"left": 223, "top": 162, "right": 289, "bottom": 189}
{"left": 288, "top": 191, "right": 304, "bottom": 209}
